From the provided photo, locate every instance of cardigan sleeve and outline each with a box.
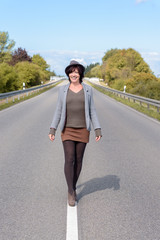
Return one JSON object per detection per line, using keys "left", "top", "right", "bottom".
{"left": 49, "top": 128, "right": 56, "bottom": 135}
{"left": 50, "top": 87, "right": 63, "bottom": 130}
{"left": 89, "top": 87, "right": 101, "bottom": 130}
{"left": 95, "top": 128, "right": 102, "bottom": 137}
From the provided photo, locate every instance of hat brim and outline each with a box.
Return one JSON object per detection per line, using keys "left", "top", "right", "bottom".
{"left": 65, "top": 63, "right": 85, "bottom": 75}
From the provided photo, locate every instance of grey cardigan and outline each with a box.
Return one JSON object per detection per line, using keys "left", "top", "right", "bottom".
{"left": 50, "top": 82, "right": 101, "bottom": 133}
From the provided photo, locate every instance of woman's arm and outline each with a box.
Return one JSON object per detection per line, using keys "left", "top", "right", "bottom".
{"left": 49, "top": 87, "right": 63, "bottom": 141}
{"left": 89, "top": 87, "right": 102, "bottom": 141}
{"left": 50, "top": 87, "right": 63, "bottom": 133}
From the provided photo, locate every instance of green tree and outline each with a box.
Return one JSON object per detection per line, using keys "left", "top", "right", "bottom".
{"left": 86, "top": 64, "right": 102, "bottom": 78}
{"left": 126, "top": 72, "right": 158, "bottom": 97}
{"left": 0, "top": 63, "right": 19, "bottom": 92}
{"left": 146, "top": 80, "right": 160, "bottom": 100}
{"left": 32, "top": 54, "right": 49, "bottom": 71}
{"left": 0, "top": 32, "right": 15, "bottom": 63}
{"left": 32, "top": 54, "right": 51, "bottom": 81}
{"left": 101, "top": 48, "right": 152, "bottom": 84}
{"left": 125, "top": 48, "right": 151, "bottom": 73}
{"left": 85, "top": 62, "right": 99, "bottom": 76}
{"left": 15, "top": 61, "right": 43, "bottom": 88}
{"left": 102, "top": 48, "right": 119, "bottom": 62}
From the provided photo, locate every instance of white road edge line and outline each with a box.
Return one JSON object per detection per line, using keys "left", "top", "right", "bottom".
{"left": 66, "top": 202, "right": 78, "bottom": 240}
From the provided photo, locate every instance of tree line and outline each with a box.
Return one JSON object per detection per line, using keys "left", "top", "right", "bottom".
{"left": 0, "top": 31, "right": 56, "bottom": 93}
{"left": 85, "top": 48, "right": 160, "bottom": 100}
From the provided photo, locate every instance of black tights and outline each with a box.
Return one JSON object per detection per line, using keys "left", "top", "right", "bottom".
{"left": 62, "top": 140, "right": 86, "bottom": 194}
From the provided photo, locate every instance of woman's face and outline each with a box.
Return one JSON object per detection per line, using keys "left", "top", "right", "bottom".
{"left": 69, "top": 68, "right": 80, "bottom": 83}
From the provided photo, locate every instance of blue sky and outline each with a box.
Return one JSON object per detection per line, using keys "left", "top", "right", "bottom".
{"left": 1, "top": 0, "right": 160, "bottom": 76}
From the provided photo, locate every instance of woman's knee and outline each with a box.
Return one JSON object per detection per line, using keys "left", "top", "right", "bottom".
{"left": 65, "top": 154, "right": 75, "bottom": 165}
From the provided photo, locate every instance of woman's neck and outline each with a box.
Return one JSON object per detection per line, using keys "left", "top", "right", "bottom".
{"left": 69, "top": 82, "right": 83, "bottom": 92}
{"left": 70, "top": 82, "right": 81, "bottom": 87}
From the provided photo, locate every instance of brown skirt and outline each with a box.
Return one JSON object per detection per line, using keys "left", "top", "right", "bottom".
{"left": 61, "top": 127, "right": 90, "bottom": 143}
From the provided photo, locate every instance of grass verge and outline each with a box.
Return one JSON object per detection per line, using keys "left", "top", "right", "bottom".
{"left": 87, "top": 81, "right": 160, "bottom": 122}
{"left": 0, "top": 81, "right": 61, "bottom": 111}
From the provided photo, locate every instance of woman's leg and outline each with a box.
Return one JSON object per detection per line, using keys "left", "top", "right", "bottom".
{"left": 62, "top": 140, "right": 76, "bottom": 194}
{"left": 73, "top": 142, "right": 86, "bottom": 191}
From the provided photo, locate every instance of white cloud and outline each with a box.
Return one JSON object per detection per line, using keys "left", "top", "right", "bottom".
{"left": 141, "top": 51, "right": 160, "bottom": 76}
{"left": 70, "top": 58, "right": 87, "bottom": 66}
{"left": 29, "top": 49, "right": 104, "bottom": 75}
{"left": 29, "top": 49, "right": 160, "bottom": 77}
{"left": 141, "top": 51, "right": 160, "bottom": 61}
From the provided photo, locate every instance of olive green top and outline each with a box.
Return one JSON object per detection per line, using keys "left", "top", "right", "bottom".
{"left": 65, "top": 88, "right": 86, "bottom": 128}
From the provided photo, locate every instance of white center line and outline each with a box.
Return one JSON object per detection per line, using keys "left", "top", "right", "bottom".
{"left": 66, "top": 202, "right": 78, "bottom": 240}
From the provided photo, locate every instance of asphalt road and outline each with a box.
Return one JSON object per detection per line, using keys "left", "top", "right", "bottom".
{"left": 0, "top": 81, "right": 160, "bottom": 240}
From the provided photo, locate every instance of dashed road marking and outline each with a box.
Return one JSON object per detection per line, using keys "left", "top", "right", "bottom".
{"left": 66, "top": 202, "right": 78, "bottom": 240}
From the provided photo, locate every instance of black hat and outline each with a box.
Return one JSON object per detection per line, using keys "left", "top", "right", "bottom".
{"left": 65, "top": 60, "right": 85, "bottom": 74}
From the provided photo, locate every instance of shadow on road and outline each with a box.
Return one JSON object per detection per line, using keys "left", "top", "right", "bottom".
{"left": 77, "top": 175, "right": 120, "bottom": 201}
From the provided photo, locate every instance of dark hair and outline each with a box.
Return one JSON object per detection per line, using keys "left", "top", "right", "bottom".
{"left": 65, "top": 65, "right": 84, "bottom": 83}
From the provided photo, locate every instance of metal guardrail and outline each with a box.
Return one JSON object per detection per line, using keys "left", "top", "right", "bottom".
{"left": 87, "top": 79, "right": 160, "bottom": 113}
{"left": 0, "top": 78, "right": 65, "bottom": 103}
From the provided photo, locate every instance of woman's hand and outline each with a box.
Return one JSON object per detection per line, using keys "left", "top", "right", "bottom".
{"left": 48, "top": 134, "right": 55, "bottom": 142}
{"left": 95, "top": 136, "right": 101, "bottom": 142}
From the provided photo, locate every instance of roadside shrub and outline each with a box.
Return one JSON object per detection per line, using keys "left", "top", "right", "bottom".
{"left": 15, "top": 62, "right": 42, "bottom": 88}
{"left": 0, "top": 63, "right": 19, "bottom": 92}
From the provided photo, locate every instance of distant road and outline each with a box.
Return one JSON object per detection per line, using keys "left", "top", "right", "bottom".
{"left": 0, "top": 82, "right": 160, "bottom": 240}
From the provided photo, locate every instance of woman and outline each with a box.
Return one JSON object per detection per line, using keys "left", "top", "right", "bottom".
{"left": 48, "top": 60, "right": 102, "bottom": 207}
